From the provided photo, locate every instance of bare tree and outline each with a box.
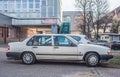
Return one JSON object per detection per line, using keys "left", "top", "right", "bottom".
{"left": 75, "top": 0, "right": 109, "bottom": 39}
{"left": 111, "top": 20, "right": 120, "bottom": 33}
{"left": 92, "top": 0, "right": 109, "bottom": 39}
{"left": 75, "top": 0, "right": 90, "bottom": 35}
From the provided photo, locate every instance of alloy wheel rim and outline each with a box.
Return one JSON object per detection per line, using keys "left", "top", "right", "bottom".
{"left": 23, "top": 53, "right": 33, "bottom": 64}
{"left": 88, "top": 55, "right": 98, "bottom": 65}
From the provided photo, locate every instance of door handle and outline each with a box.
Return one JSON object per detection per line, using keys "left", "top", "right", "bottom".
{"left": 54, "top": 46, "right": 59, "bottom": 49}
{"left": 32, "top": 47, "right": 38, "bottom": 48}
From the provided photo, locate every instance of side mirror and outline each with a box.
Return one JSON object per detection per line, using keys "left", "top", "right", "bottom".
{"left": 71, "top": 43, "right": 77, "bottom": 47}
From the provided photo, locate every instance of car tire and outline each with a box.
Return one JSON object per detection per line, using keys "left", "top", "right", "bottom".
{"left": 85, "top": 53, "right": 99, "bottom": 67}
{"left": 22, "top": 52, "right": 36, "bottom": 65}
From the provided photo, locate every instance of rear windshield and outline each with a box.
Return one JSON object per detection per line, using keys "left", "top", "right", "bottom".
{"left": 70, "top": 36, "right": 81, "bottom": 41}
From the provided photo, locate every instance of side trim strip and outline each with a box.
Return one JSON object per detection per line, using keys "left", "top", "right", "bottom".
{"left": 36, "top": 54, "right": 83, "bottom": 56}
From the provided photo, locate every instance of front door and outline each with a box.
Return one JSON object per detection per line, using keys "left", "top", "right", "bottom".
{"left": 53, "top": 35, "right": 78, "bottom": 60}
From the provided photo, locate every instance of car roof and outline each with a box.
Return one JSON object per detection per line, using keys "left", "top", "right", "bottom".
{"left": 32, "top": 34, "right": 86, "bottom": 37}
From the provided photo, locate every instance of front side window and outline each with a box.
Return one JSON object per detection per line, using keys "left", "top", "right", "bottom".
{"left": 27, "top": 36, "right": 52, "bottom": 46}
{"left": 54, "top": 36, "right": 76, "bottom": 46}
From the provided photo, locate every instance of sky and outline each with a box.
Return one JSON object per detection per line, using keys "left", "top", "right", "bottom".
{"left": 62, "top": 0, "right": 120, "bottom": 11}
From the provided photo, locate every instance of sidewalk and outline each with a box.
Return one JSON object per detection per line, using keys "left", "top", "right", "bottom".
{"left": 0, "top": 44, "right": 8, "bottom": 52}
{"left": 112, "top": 50, "right": 120, "bottom": 56}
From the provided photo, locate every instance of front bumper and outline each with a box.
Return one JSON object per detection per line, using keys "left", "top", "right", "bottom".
{"left": 100, "top": 55, "right": 113, "bottom": 61}
{"left": 6, "top": 52, "right": 22, "bottom": 60}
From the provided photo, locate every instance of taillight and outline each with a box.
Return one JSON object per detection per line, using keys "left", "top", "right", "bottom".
{"left": 8, "top": 45, "right": 10, "bottom": 50}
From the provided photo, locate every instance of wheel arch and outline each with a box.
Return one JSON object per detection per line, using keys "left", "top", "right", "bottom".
{"left": 83, "top": 51, "right": 100, "bottom": 61}
{"left": 20, "top": 51, "right": 36, "bottom": 59}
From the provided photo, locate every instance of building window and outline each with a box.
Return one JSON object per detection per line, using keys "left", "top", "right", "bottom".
{"left": 16, "top": 0, "right": 21, "bottom": 4}
{"left": 23, "top": 13, "right": 27, "bottom": 18}
{"left": 4, "top": 4, "right": 7, "bottom": 9}
{"left": 4, "top": 10, "right": 8, "bottom": 12}
{"left": 22, "top": 3, "right": 27, "bottom": 8}
{"left": 41, "top": 6, "right": 46, "bottom": 17}
{"left": 9, "top": 3, "right": 15, "bottom": 12}
{"left": 29, "top": 3, "right": 33, "bottom": 8}
{"left": 35, "top": 0, "right": 40, "bottom": 2}
{"left": 54, "top": 5, "right": 57, "bottom": 17}
{"left": 22, "top": 0, "right": 27, "bottom": 3}
{"left": 0, "top": 3, "right": 3, "bottom": 11}
{"left": 42, "top": 0, "right": 46, "bottom": 6}
{"left": 23, "top": 9, "right": 27, "bottom": 12}
{"left": 35, "top": 9, "right": 40, "bottom": 12}
{"left": 17, "top": 4, "right": 21, "bottom": 8}
{"left": 29, "top": 0, "right": 33, "bottom": 2}
{"left": 29, "top": 9, "right": 33, "bottom": 12}
{"left": 17, "top": 13, "right": 21, "bottom": 17}
{"left": 36, "top": 13, "right": 40, "bottom": 17}
{"left": 47, "top": 0, "right": 53, "bottom": 6}
{"left": 35, "top": 3, "right": 40, "bottom": 8}
{"left": 48, "top": 6, "right": 53, "bottom": 17}
{"left": 17, "top": 0, "right": 21, "bottom": 2}
{"left": 16, "top": 10, "right": 20, "bottom": 13}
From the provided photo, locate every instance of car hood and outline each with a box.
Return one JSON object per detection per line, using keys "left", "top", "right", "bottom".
{"left": 79, "top": 44, "right": 109, "bottom": 49}
{"left": 78, "top": 44, "right": 110, "bottom": 54}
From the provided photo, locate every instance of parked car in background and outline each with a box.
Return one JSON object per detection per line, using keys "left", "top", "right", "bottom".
{"left": 92, "top": 39, "right": 110, "bottom": 48}
{"left": 110, "top": 40, "right": 120, "bottom": 50}
{"left": 6, "top": 34, "right": 113, "bottom": 67}
{"left": 68, "top": 34, "right": 92, "bottom": 44}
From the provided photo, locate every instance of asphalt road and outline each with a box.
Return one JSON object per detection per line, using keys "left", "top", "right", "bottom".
{"left": 0, "top": 52, "right": 120, "bottom": 77}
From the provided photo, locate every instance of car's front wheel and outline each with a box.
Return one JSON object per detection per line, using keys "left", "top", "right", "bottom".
{"left": 22, "top": 52, "right": 36, "bottom": 65}
{"left": 85, "top": 53, "right": 99, "bottom": 67}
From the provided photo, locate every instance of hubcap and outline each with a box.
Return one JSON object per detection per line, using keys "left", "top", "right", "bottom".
{"left": 23, "top": 53, "right": 33, "bottom": 64}
{"left": 88, "top": 55, "right": 98, "bottom": 65}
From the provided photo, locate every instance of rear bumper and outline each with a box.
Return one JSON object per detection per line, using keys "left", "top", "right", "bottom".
{"left": 6, "top": 52, "right": 22, "bottom": 60}
{"left": 100, "top": 55, "right": 113, "bottom": 61}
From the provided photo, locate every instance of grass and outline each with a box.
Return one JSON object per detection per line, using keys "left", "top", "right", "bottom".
{"left": 105, "top": 56, "right": 120, "bottom": 68}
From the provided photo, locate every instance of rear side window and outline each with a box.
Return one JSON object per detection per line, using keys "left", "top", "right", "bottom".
{"left": 27, "top": 36, "right": 52, "bottom": 46}
{"left": 70, "top": 36, "right": 81, "bottom": 42}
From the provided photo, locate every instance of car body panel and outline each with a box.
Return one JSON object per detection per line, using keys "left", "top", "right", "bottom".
{"left": 6, "top": 34, "right": 113, "bottom": 63}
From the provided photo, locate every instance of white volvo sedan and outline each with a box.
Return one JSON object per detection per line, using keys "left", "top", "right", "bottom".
{"left": 6, "top": 34, "right": 113, "bottom": 66}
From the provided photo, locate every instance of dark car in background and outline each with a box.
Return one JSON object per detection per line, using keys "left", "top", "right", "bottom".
{"left": 110, "top": 41, "right": 120, "bottom": 50}
{"left": 91, "top": 39, "right": 120, "bottom": 50}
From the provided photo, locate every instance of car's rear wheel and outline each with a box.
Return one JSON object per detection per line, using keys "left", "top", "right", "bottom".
{"left": 22, "top": 52, "right": 36, "bottom": 65}
{"left": 85, "top": 53, "right": 99, "bottom": 67}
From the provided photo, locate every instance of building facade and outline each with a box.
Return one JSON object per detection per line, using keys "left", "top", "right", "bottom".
{"left": 0, "top": 0, "right": 62, "bottom": 39}
{"left": 63, "top": 11, "right": 93, "bottom": 35}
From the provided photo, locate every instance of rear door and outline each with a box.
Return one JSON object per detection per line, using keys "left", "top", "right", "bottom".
{"left": 27, "top": 35, "right": 53, "bottom": 59}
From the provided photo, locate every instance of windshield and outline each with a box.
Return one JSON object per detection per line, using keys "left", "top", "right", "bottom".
{"left": 70, "top": 36, "right": 81, "bottom": 42}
